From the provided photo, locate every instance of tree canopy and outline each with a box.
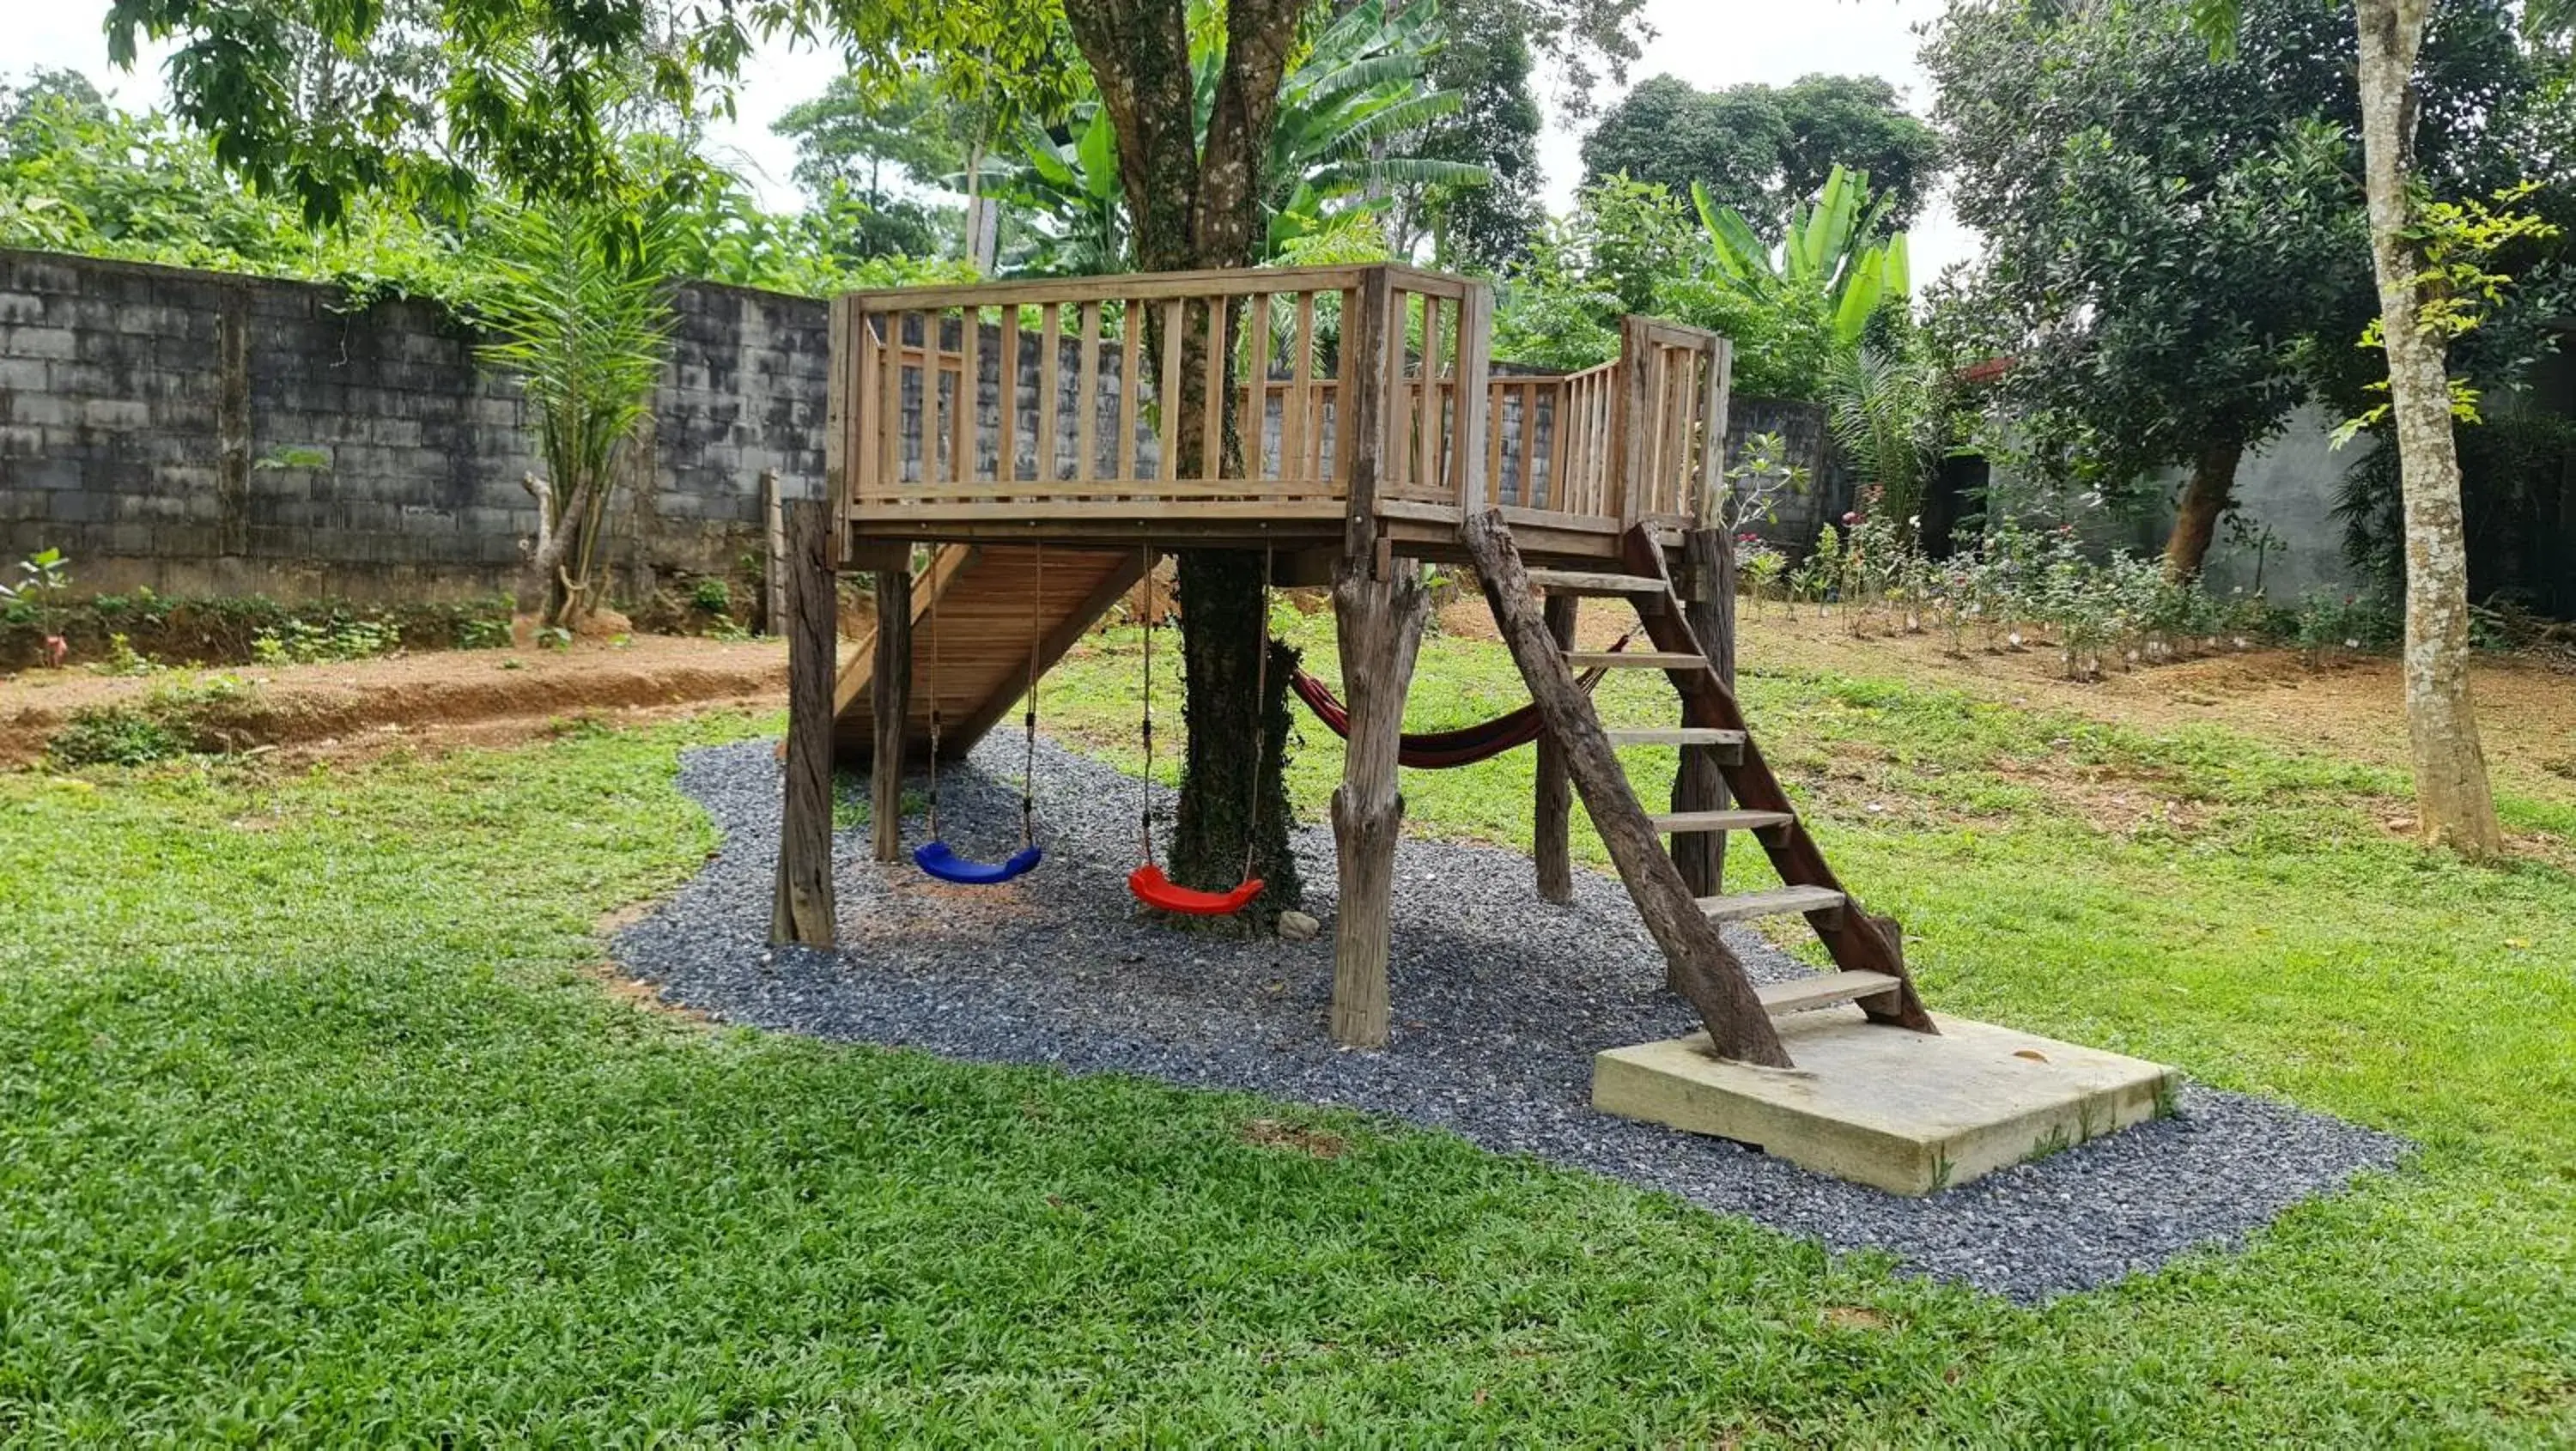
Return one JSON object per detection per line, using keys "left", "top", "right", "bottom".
{"left": 1579, "top": 71, "right": 1940, "bottom": 234}
{"left": 1923, "top": 0, "right": 2561, "bottom": 573}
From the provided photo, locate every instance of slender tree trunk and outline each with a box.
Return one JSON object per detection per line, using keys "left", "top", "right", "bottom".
{"left": 2161, "top": 439, "right": 2243, "bottom": 580}
{"left": 2354, "top": 0, "right": 2504, "bottom": 857}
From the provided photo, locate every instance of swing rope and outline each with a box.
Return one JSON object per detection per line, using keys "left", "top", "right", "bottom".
{"left": 913, "top": 543, "right": 1045, "bottom": 886}
{"left": 1127, "top": 543, "right": 1268, "bottom": 918}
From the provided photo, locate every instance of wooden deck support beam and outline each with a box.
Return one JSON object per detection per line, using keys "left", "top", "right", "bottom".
{"left": 868, "top": 560, "right": 913, "bottom": 863}
{"left": 1672, "top": 526, "right": 1735, "bottom": 899}
{"left": 1327, "top": 266, "right": 1416, "bottom": 1049}
{"left": 1534, "top": 592, "right": 1577, "bottom": 903}
{"left": 772, "top": 499, "right": 839, "bottom": 946}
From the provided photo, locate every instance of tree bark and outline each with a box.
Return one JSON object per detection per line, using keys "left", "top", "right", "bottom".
{"left": 1674, "top": 526, "right": 1735, "bottom": 897}
{"left": 1534, "top": 593, "right": 1577, "bottom": 903}
{"left": 2161, "top": 439, "right": 2244, "bottom": 581}
{"left": 1328, "top": 552, "right": 1428, "bottom": 1047}
{"left": 2354, "top": 0, "right": 2504, "bottom": 857}
{"left": 772, "top": 500, "right": 838, "bottom": 947}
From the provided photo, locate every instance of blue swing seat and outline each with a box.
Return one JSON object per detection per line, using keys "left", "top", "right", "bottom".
{"left": 914, "top": 841, "right": 1044, "bottom": 885}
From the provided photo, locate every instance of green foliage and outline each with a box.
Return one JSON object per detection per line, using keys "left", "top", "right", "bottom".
{"left": 1924, "top": 0, "right": 2558, "bottom": 513}
{"left": 250, "top": 612, "right": 404, "bottom": 665}
{"left": 44, "top": 673, "right": 257, "bottom": 766}
{"left": 1, "top": 548, "right": 70, "bottom": 618}
{"left": 4, "top": 591, "right": 511, "bottom": 670}
{"left": 1580, "top": 72, "right": 1941, "bottom": 234}
{"left": 2336, "top": 183, "right": 2566, "bottom": 443}
{"left": 1491, "top": 174, "right": 1873, "bottom": 400}
{"left": 1402, "top": 3, "right": 1544, "bottom": 270}
{"left": 0, "top": 76, "right": 475, "bottom": 306}
{"left": 1826, "top": 331, "right": 1957, "bottom": 537}
{"left": 2336, "top": 410, "right": 2576, "bottom": 616}
{"left": 989, "top": 0, "right": 1487, "bottom": 275}
{"left": 1692, "top": 163, "right": 1911, "bottom": 353}
{"left": 474, "top": 200, "right": 679, "bottom": 625}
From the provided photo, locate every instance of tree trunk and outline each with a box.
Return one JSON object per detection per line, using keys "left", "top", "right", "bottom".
{"left": 2354, "top": 0, "right": 2504, "bottom": 857}
{"left": 2161, "top": 440, "right": 2243, "bottom": 580}
{"left": 1062, "top": 0, "right": 1308, "bottom": 915}
{"left": 1169, "top": 550, "right": 1302, "bottom": 927}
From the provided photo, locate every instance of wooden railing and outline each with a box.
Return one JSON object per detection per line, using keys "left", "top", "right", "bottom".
{"left": 1482, "top": 319, "right": 1731, "bottom": 532}
{"left": 830, "top": 264, "right": 1728, "bottom": 552}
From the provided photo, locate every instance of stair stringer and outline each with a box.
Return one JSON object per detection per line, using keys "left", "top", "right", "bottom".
{"left": 1461, "top": 509, "right": 1794, "bottom": 1068}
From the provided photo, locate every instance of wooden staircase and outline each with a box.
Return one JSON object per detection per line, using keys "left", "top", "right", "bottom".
{"left": 1462, "top": 511, "right": 1935, "bottom": 1068}
{"left": 832, "top": 543, "right": 1145, "bottom": 762}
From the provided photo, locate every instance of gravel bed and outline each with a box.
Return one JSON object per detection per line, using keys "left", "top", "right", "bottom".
{"left": 615, "top": 736, "right": 2406, "bottom": 1302}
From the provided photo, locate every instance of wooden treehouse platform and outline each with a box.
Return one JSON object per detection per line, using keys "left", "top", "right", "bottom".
{"left": 817, "top": 261, "right": 1950, "bottom": 1085}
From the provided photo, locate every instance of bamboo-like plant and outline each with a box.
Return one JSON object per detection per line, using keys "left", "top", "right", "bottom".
{"left": 475, "top": 199, "right": 678, "bottom": 627}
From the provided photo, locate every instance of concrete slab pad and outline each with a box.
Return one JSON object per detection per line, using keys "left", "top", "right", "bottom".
{"left": 1593, "top": 1011, "right": 2180, "bottom": 1195}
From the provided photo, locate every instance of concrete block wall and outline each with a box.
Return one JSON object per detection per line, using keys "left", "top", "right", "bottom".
{"left": 0, "top": 249, "right": 829, "bottom": 604}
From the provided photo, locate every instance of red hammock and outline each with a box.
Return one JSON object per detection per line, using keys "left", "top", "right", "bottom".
{"left": 1289, "top": 641, "right": 1622, "bottom": 770}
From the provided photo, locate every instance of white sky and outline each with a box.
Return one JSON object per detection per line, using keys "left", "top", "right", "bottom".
{"left": 16, "top": 0, "right": 1976, "bottom": 276}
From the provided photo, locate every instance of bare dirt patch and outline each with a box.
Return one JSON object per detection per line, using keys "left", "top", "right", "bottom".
{"left": 1731, "top": 610, "right": 2576, "bottom": 809}
{"left": 1237, "top": 1117, "right": 1349, "bottom": 1159}
{"left": 0, "top": 635, "right": 809, "bottom": 768}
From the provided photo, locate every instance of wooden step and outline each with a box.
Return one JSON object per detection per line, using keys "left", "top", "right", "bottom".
{"left": 1527, "top": 569, "right": 1669, "bottom": 598}
{"left": 1566, "top": 650, "right": 1710, "bottom": 671}
{"left": 1697, "top": 884, "right": 1848, "bottom": 923}
{"left": 1753, "top": 971, "right": 1904, "bottom": 1017}
{"left": 1648, "top": 809, "right": 1794, "bottom": 834}
{"left": 1603, "top": 727, "right": 1746, "bottom": 749}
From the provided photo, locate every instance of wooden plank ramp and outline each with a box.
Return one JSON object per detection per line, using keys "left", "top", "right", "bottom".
{"left": 832, "top": 543, "right": 1145, "bottom": 762}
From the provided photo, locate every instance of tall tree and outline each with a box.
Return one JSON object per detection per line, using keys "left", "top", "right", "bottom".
{"left": 2185, "top": 0, "right": 2571, "bottom": 855}
{"left": 1580, "top": 72, "right": 1940, "bottom": 232}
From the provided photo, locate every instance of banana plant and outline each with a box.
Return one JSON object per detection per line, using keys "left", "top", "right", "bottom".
{"left": 1694, "top": 164, "right": 1911, "bottom": 348}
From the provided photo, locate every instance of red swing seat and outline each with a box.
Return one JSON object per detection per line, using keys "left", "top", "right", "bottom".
{"left": 1127, "top": 864, "right": 1266, "bottom": 917}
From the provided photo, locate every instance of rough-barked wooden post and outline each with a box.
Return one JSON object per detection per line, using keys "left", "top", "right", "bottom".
{"left": 1464, "top": 508, "right": 1790, "bottom": 1067}
{"left": 1673, "top": 526, "right": 1735, "bottom": 898}
{"left": 1327, "top": 265, "right": 1415, "bottom": 1049}
{"left": 1534, "top": 592, "right": 1578, "bottom": 904}
{"left": 869, "top": 562, "right": 913, "bottom": 863}
{"left": 771, "top": 499, "right": 839, "bottom": 947}
{"left": 1674, "top": 336, "right": 1735, "bottom": 898}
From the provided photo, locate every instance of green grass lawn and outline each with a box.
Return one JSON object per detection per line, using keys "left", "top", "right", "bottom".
{"left": 3, "top": 612, "right": 2573, "bottom": 1442}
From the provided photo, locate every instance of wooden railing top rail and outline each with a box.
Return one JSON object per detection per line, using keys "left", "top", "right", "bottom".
{"left": 840, "top": 261, "right": 1476, "bottom": 314}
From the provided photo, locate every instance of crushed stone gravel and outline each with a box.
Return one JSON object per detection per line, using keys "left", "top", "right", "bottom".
{"left": 614, "top": 736, "right": 2407, "bottom": 1302}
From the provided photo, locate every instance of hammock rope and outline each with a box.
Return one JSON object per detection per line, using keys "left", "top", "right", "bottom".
{"left": 1287, "top": 634, "right": 1629, "bottom": 770}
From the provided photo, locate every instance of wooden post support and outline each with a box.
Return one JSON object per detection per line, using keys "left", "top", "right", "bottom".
{"left": 1465, "top": 509, "right": 1791, "bottom": 1067}
{"left": 1327, "top": 556, "right": 1427, "bottom": 1050}
{"left": 1326, "top": 265, "right": 1413, "bottom": 1050}
{"left": 771, "top": 499, "right": 839, "bottom": 947}
{"left": 869, "top": 560, "right": 914, "bottom": 864}
{"left": 1534, "top": 592, "right": 1578, "bottom": 903}
{"left": 1673, "top": 525, "right": 1736, "bottom": 898}
{"left": 762, "top": 469, "right": 787, "bottom": 635}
